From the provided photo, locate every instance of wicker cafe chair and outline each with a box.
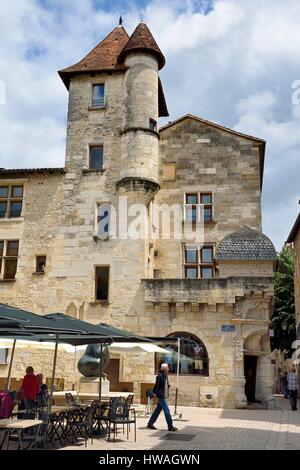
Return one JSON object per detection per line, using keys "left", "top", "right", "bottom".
{"left": 106, "top": 397, "right": 136, "bottom": 442}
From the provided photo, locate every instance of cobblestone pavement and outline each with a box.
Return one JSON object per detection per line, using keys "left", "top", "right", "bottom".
{"left": 2, "top": 397, "right": 300, "bottom": 451}
{"left": 62, "top": 396, "right": 300, "bottom": 451}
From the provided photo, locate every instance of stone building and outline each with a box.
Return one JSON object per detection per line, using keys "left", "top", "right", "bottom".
{"left": 0, "top": 22, "right": 277, "bottom": 408}
{"left": 287, "top": 213, "right": 300, "bottom": 331}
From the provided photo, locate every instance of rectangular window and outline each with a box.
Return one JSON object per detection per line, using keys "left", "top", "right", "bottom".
{"left": 149, "top": 119, "right": 157, "bottom": 132}
{"left": 95, "top": 266, "right": 109, "bottom": 301}
{"left": 185, "top": 194, "right": 198, "bottom": 223}
{"left": 89, "top": 146, "right": 104, "bottom": 171}
{"left": 184, "top": 192, "right": 213, "bottom": 224}
{"left": 97, "top": 204, "right": 111, "bottom": 238}
{"left": 0, "top": 240, "right": 19, "bottom": 280}
{"left": 36, "top": 256, "right": 46, "bottom": 273}
{"left": 0, "top": 348, "right": 8, "bottom": 364}
{"left": 0, "top": 185, "right": 23, "bottom": 218}
{"left": 200, "top": 193, "right": 213, "bottom": 223}
{"left": 91, "top": 84, "right": 105, "bottom": 108}
{"left": 184, "top": 244, "right": 214, "bottom": 279}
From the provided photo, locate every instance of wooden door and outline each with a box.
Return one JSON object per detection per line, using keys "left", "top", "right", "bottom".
{"left": 106, "top": 359, "right": 120, "bottom": 389}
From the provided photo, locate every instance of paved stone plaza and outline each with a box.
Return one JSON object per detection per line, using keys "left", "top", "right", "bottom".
{"left": 61, "top": 397, "right": 300, "bottom": 451}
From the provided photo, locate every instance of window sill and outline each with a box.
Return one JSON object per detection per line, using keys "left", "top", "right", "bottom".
{"left": 204, "top": 220, "right": 217, "bottom": 227}
{"left": 32, "top": 272, "right": 45, "bottom": 275}
{"left": 182, "top": 220, "right": 217, "bottom": 226}
{"left": 82, "top": 169, "right": 105, "bottom": 175}
{"left": 88, "top": 106, "right": 106, "bottom": 111}
{"left": 0, "top": 217, "right": 24, "bottom": 223}
{"left": 0, "top": 279, "right": 16, "bottom": 283}
{"left": 93, "top": 235, "right": 110, "bottom": 242}
{"left": 89, "top": 301, "right": 110, "bottom": 306}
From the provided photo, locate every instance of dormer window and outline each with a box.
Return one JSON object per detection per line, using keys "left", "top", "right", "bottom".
{"left": 91, "top": 84, "right": 105, "bottom": 108}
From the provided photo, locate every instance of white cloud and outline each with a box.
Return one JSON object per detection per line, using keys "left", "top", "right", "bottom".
{"left": 0, "top": 0, "right": 299, "bottom": 249}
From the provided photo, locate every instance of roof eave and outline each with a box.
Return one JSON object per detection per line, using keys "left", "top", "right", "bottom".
{"left": 286, "top": 212, "right": 300, "bottom": 243}
{"left": 158, "top": 77, "right": 169, "bottom": 117}
{"left": 58, "top": 67, "right": 128, "bottom": 91}
{"left": 0, "top": 168, "right": 66, "bottom": 177}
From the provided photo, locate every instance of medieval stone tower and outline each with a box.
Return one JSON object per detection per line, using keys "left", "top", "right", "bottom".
{"left": 56, "top": 23, "right": 169, "bottom": 324}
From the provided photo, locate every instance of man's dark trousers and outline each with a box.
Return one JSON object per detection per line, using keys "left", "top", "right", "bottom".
{"left": 289, "top": 390, "right": 298, "bottom": 410}
{"left": 148, "top": 398, "right": 173, "bottom": 429}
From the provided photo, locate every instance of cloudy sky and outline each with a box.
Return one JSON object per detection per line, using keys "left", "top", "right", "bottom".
{"left": 0, "top": 0, "right": 299, "bottom": 250}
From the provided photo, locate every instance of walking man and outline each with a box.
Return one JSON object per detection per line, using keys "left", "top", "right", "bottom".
{"left": 287, "top": 367, "right": 298, "bottom": 410}
{"left": 147, "top": 363, "right": 178, "bottom": 431}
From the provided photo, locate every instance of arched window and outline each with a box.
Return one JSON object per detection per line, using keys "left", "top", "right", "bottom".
{"left": 155, "top": 332, "right": 209, "bottom": 376}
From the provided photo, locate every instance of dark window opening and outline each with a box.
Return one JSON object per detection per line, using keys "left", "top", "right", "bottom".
{"left": 95, "top": 266, "right": 109, "bottom": 301}
{"left": 36, "top": 256, "right": 46, "bottom": 273}
{"left": 149, "top": 119, "right": 157, "bottom": 132}
{"left": 89, "top": 146, "right": 104, "bottom": 170}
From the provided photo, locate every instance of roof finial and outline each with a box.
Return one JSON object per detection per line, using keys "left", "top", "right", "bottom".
{"left": 119, "top": 16, "right": 123, "bottom": 26}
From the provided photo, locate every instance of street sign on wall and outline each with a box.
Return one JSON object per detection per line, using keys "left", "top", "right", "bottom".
{"left": 221, "top": 325, "right": 236, "bottom": 333}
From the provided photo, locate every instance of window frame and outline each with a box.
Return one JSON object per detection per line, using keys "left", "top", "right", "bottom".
{"left": 184, "top": 192, "right": 213, "bottom": 224}
{"left": 183, "top": 243, "right": 215, "bottom": 279}
{"left": 96, "top": 202, "right": 111, "bottom": 239}
{"left": 149, "top": 118, "right": 157, "bottom": 132}
{"left": 0, "top": 184, "right": 24, "bottom": 219}
{"left": 89, "top": 144, "right": 104, "bottom": 171}
{"left": 35, "top": 255, "right": 47, "bottom": 274}
{"left": 95, "top": 265, "right": 110, "bottom": 302}
{"left": 0, "top": 348, "right": 8, "bottom": 364}
{"left": 155, "top": 332, "right": 209, "bottom": 377}
{"left": 90, "top": 83, "right": 106, "bottom": 108}
{"left": 0, "top": 240, "right": 19, "bottom": 280}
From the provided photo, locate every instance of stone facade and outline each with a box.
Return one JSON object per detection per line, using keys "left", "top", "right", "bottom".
{"left": 0, "top": 23, "right": 277, "bottom": 408}
{"left": 294, "top": 230, "right": 300, "bottom": 328}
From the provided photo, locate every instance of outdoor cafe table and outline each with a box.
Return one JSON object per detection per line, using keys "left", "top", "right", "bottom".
{"left": 10, "top": 405, "right": 88, "bottom": 447}
{"left": 0, "top": 418, "right": 43, "bottom": 450}
{"left": 53, "top": 391, "right": 129, "bottom": 405}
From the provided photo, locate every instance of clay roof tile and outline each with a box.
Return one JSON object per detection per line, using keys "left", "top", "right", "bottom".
{"left": 118, "top": 22, "right": 165, "bottom": 69}
{"left": 58, "top": 26, "right": 129, "bottom": 89}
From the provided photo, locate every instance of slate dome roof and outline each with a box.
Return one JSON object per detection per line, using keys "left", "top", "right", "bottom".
{"left": 216, "top": 226, "right": 277, "bottom": 261}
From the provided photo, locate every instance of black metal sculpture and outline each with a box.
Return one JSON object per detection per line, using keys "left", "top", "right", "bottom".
{"left": 77, "top": 344, "right": 110, "bottom": 378}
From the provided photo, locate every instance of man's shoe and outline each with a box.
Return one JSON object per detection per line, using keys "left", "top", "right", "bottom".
{"left": 168, "top": 426, "right": 178, "bottom": 431}
{"left": 147, "top": 424, "right": 157, "bottom": 430}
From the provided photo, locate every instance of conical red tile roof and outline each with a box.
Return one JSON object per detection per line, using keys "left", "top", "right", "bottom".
{"left": 58, "top": 26, "right": 129, "bottom": 89}
{"left": 118, "top": 22, "right": 165, "bottom": 70}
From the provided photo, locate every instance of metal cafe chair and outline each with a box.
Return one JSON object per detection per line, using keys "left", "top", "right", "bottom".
{"left": 106, "top": 397, "right": 137, "bottom": 442}
{"left": 68, "top": 401, "right": 98, "bottom": 447}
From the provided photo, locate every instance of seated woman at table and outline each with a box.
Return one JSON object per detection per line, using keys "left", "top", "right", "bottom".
{"left": 37, "top": 383, "right": 49, "bottom": 407}
{"left": 21, "top": 366, "right": 39, "bottom": 410}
